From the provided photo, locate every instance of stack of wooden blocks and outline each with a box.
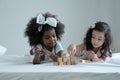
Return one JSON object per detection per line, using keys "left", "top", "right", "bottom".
{"left": 53, "top": 54, "right": 76, "bottom": 66}
{"left": 70, "top": 54, "right": 76, "bottom": 65}
{"left": 79, "top": 59, "right": 86, "bottom": 63}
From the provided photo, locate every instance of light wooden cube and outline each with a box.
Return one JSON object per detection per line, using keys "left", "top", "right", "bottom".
{"left": 63, "top": 58, "right": 67, "bottom": 62}
{"left": 66, "top": 61, "right": 71, "bottom": 65}
{"left": 70, "top": 55, "right": 75, "bottom": 62}
{"left": 59, "top": 62, "right": 63, "bottom": 65}
{"left": 80, "top": 59, "right": 86, "bottom": 63}
{"left": 57, "top": 57, "right": 62, "bottom": 62}
{"left": 71, "top": 61, "right": 76, "bottom": 65}
{"left": 61, "top": 54, "right": 66, "bottom": 58}
{"left": 63, "top": 62, "right": 67, "bottom": 65}
{"left": 53, "top": 62, "right": 59, "bottom": 65}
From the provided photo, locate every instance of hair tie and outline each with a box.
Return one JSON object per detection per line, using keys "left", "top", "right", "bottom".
{"left": 36, "top": 13, "right": 57, "bottom": 32}
{"left": 91, "top": 24, "right": 95, "bottom": 29}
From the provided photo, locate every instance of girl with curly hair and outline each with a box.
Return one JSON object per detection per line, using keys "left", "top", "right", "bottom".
{"left": 25, "top": 12, "right": 65, "bottom": 64}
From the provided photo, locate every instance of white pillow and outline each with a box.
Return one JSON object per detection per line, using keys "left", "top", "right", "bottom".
{"left": 0, "top": 45, "right": 7, "bottom": 56}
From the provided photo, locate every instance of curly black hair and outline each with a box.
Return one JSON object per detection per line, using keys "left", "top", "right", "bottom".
{"left": 84, "top": 21, "right": 113, "bottom": 58}
{"left": 25, "top": 12, "right": 65, "bottom": 47}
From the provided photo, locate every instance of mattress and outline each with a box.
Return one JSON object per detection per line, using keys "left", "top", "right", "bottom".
{"left": 0, "top": 53, "right": 120, "bottom": 80}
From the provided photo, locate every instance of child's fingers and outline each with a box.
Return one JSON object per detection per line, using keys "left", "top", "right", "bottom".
{"left": 41, "top": 49, "right": 51, "bottom": 56}
{"left": 69, "top": 49, "right": 75, "bottom": 56}
{"left": 35, "top": 47, "right": 42, "bottom": 55}
{"left": 90, "top": 50, "right": 95, "bottom": 54}
{"left": 73, "top": 47, "right": 76, "bottom": 53}
{"left": 87, "top": 51, "right": 95, "bottom": 60}
{"left": 69, "top": 51, "right": 72, "bottom": 55}
{"left": 35, "top": 46, "right": 39, "bottom": 51}
{"left": 71, "top": 49, "right": 76, "bottom": 55}
{"left": 67, "top": 44, "right": 76, "bottom": 55}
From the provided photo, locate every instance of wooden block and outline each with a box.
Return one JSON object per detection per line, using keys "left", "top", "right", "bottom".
{"left": 70, "top": 58, "right": 75, "bottom": 62}
{"left": 70, "top": 55, "right": 74, "bottom": 59}
{"left": 66, "top": 61, "right": 71, "bottom": 65}
{"left": 63, "top": 62, "right": 67, "bottom": 65}
{"left": 70, "top": 55, "right": 74, "bottom": 58}
{"left": 71, "top": 61, "right": 76, "bottom": 65}
{"left": 79, "top": 59, "right": 86, "bottom": 63}
{"left": 63, "top": 58, "right": 67, "bottom": 62}
{"left": 61, "top": 54, "right": 66, "bottom": 58}
{"left": 53, "top": 62, "right": 59, "bottom": 65}
{"left": 70, "top": 56, "right": 75, "bottom": 62}
{"left": 59, "top": 62, "right": 63, "bottom": 65}
{"left": 57, "top": 57, "right": 62, "bottom": 62}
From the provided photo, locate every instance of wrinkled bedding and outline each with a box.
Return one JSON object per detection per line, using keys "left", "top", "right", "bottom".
{"left": 0, "top": 53, "right": 120, "bottom": 80}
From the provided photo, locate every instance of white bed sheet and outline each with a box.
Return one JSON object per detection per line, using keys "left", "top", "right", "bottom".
{"left": 0, "top": 53, "right": 120, "bottom": 80}
{"left": 0, "top": 53, "right": 120, "bottom": 73}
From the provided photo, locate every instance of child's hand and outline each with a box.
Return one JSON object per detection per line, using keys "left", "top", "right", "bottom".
{"left": 34, "top": 47, "right": 43, "bottom": 56}
{"left": 87, "top": 51, "right": 100, "bottom": 61}
{"left": 67, "top": 44, "right": 76, "bottom": 55}
{"left": 86, "top": 51, "right": 95, "bottom": 60}
{"left": 42, "top": 49, "right": 52, "bottom": 56}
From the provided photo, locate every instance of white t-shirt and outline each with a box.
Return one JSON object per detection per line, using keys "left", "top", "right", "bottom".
{"left": 33, "top": 41, "right": 63, "bottom": 61}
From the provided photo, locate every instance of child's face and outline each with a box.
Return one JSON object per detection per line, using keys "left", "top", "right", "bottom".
{"left": 91, "top": 30, "right": 105, "bottom": 49}
{"left": 42, "top": 29, "right": 57, "bottom": 49}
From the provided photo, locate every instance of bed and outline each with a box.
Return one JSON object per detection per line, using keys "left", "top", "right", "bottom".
{"left": 0, "top": 53, "right": 120, "bottom": 80}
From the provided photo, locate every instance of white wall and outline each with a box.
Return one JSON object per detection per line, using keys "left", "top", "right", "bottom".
{"left": 0, "top": 0, "right": 120, "bottom": 55}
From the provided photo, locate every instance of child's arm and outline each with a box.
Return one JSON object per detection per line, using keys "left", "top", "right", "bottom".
{"left": 67, "top": 43, "right": 85, "bottom": 55}
{"left": 87, "top": 51, "right": 106, "bottom": 62}
{"left": 67, "top": 44, "right": 76, "bottom": 55}
{"left": 76, "top": 44, "right": 85, "bottom": 52}
{"left": 50, "top": 50, "right": 63, "bottom": 62}
{"left": 42, "top": 49, "right": 62, "bottom": 62}
{"left": 95, "top": 56, "right": 106, "bottom": 62}
{"left": 92, "top": 55, "right": 106, "bottom": 62}
{"left": 33, "top": 47, "right": 42, "bottom": 64}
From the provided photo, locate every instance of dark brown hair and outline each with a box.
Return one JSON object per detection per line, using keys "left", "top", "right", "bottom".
{"left": 25, "top": 12, "right": 65, "bottom": 46}
{"left": 84, "top": 21, "right": 113, "bottom": 58}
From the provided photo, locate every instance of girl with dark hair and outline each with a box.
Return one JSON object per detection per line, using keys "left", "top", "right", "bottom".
{"left": 25, "top": 12, "right": 65, "bottom": 64}
{"left": 67, "top": 21, "right": 113, "bottom": 62}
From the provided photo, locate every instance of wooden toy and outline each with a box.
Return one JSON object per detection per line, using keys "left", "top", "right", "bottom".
{"left": 79, "top": 59, "right": 86, "bottom": 63}
{"left": 53, "top": 53, "right": 76, "bottom": 65}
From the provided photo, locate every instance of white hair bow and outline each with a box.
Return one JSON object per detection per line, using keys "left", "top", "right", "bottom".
{"left": 36, "top": 13, "right": 57, "bottom": 32}
{"left": 36, "top": 13, "right": 57, "bottom": 27}
{"left": 91, "top": 24, "right": 95, "bottom": 29}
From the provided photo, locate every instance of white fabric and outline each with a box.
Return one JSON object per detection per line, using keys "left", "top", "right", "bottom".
{"left": 0, "top": 73, "right": 120, "bottom": 80}
{"left": 0, "top": 53, "right": 120, "bottom": 80}
{"left": 0, "top": 53, "right": 120, "bottom": 73}
{"left": 32, "top": 41, "right": 63, "bottom": 61}
{"left": 36, "top": 13, "right": 57, "bottom": 27}
{"left": 36, "top": 41, "right": 63, "bottom": 54}
{"left": 0, "top": 45, "right": 7, "bottom": 56}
